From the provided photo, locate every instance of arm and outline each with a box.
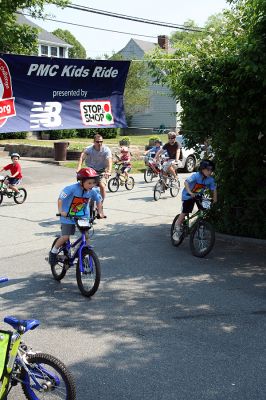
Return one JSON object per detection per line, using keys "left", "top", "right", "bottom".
{"left": 10, "top": 170, "right": 19, "bottom": 178}
{"left": 175, "top": 147, "right": 180, "bottom": 162}
{"left": 76, "top": 150, "right": 87, "bottom": 172}
{"left": 105, "top": 157, "right": 112, "bottom": 175}
{"left": 154, "top": 149, "right": 163, "bottom": 161}
{"left": 212, "top": 189, "right": 217, "bottom": 203}
{"left": 184, "top": 181, "right": 196, "bottom": 198}
{"left": 57, "top": 198, "right": 68, "bottom": 217}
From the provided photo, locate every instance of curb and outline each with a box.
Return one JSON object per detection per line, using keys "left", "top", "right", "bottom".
{"left": 216, "top": 232, "right": 266, "bottom": 247}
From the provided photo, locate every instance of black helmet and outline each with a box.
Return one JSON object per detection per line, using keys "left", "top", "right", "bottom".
{"left": 199, "top": 159, "right": 215, "bottom": 172}
{"left": 10, "top": 153, "right": 20, "bottom": 159}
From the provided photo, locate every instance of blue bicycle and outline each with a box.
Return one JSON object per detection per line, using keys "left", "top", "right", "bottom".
{"left": 0, "top": 278, "right": 76, "bottom": 399}
{"left": 50, "top": 214, "right": 101, "bottom": 298}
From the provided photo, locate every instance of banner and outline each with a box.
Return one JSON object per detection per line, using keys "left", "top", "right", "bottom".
{"left": 0, "top": 54, "right": 130, "bottom": 133}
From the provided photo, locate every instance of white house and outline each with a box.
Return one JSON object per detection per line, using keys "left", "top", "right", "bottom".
{"left": 16, "top": 14, "right": 72, "bottom": 58}
{"left": 117, "top": 35, "right": 179, "bottom": 131}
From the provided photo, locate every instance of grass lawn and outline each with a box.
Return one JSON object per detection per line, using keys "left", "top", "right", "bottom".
{"left": 0, "top": 134, "right": 168, "bottom": 150}
{"left": 63, "top": 159, "right": 146, "bottom": 174}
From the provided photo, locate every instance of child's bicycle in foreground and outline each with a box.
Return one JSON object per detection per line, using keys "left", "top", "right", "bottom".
{"left": 0, "top": 277, "right": 76, "bottom": 399}
{"left": 108, "top": 163, "right": 134, "bottom": 192}
{"left": 171, "top": 195, "right": 215, "bottom": 257}
{"left": 153, "top": 165, "right": 180, "bottom": 201}
{"left": 50, "top": 214, "right": 101, "bottom": 298}
{"left": 0, "top": 176, "right": 27, "bottom": 205}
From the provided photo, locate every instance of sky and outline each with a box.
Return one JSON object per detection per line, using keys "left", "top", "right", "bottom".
{"left": 26, "top": 0, "right": 230, "bottom": 58}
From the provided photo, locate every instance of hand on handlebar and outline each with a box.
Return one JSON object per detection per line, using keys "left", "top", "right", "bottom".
{"left": 57, "top": 211, "right": 68, "bottom": 217}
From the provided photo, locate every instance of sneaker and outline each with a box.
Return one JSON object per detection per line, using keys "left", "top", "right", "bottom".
{"left": 172, "top": 225, "right": 182, "bottom": 241}
{"left": 49, "top": 251, "right": 58, "bottom": 267}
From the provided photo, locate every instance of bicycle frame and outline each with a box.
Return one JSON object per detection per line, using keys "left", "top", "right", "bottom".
{"left": 64, "top": 230, "right": 94, "bottom": 274}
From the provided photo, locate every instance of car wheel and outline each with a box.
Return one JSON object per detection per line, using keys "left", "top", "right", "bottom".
{"left": 185, "top": 156, "right": 196, "bottom": 172}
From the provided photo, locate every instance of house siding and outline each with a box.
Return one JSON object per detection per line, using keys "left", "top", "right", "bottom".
{"left": 118, "top": 39, "right": 177, "bottom": 130}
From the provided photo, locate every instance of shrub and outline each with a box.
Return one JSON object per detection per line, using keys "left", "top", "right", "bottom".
{"left": 119, "top": 136, "right": 130, "bottom": 146}
{"left": 0, "top": 132, "right": 28, "bottom": 139}
{"left": 76, "top": 128, "right": 118, "bottom": 139}
{"left": 48, "top": 129, "right": 77, "bottom": 140}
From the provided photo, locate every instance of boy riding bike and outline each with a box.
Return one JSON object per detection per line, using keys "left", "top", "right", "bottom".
{"left": 0, "top": 153, "right": 22, "bottom": 196}
{"left": 116, "top": 146, "right": 132, "bottom": 180}
{"left": 172, "top": 159, "right": 217, "bottom": 240}
{"left": 49, "top": 168, "right": 104, "bottom": 267}
{"left": 154, "top": 132, "right": 180, "bottom": 182}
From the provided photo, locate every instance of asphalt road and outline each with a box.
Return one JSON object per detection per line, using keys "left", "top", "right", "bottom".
{"left": 0, "top": 158, "right": 265, "bottom": 400}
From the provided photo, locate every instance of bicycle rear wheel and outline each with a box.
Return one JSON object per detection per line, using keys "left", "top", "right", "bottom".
{"left": 190, "top": 220, "right": 215, "bottom": 257}
{"left": 153, "top": 181, "right": 164, "bottom": 201}
{"left": 125, "top": 176, "right": 135, "bottom": 190}
{"left": 21, "top": 352, "right": 76, "bottom": 400}
{"left": 170, "top": 179, "right": 180, "bottom": 197}
{"left": 50, "top": 237, "right": 68, "bottom": 281}
{"left": 108, "top": 177, "right": 119, "bottom": 192}
{"left": 171, "top": 214, "right": 185, "bottom": 247}
{"left": 13, "top": 188, "right": 27, "bottom": 204}
{"left": 76, "top": 247, "right": 101, "bottom": 297}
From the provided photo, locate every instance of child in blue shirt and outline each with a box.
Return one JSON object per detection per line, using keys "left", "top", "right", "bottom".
{"left": 172, "top": 160, "right": 217, "bottom": 240}
{"left": 49, "top": 167, "right": 104, "bottom": 267}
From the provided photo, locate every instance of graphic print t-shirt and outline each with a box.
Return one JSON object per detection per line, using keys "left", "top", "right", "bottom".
{"left": 58, "top": 183, "right": 102, "bottom": 224}
{"left": 182, "top": 172, "right": 216, "bottom": 201}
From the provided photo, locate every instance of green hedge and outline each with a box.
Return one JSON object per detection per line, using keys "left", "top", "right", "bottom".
{"left": 47, "top": 129, "right": 77, "bottom": 140}
{"left": 76, "top": 128, "right": 118, "bottom": 139}
{"left": 0, "top": 132, "right": 28, "bottom": 139}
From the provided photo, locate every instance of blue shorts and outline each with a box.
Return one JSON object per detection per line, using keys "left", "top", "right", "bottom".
{"left": 7, "top": 177, "right": 20, "bottom": 185}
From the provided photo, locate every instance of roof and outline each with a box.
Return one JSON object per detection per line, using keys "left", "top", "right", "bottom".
{"left": 16, "top": 14, "right": 71, "bottom": 47}
{"left": 118, "top": 38, "right": 175, "bottom": 58}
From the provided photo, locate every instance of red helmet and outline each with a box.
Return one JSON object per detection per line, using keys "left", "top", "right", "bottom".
{"left": 77, "top": 167, "right": 99, "bottom": 181}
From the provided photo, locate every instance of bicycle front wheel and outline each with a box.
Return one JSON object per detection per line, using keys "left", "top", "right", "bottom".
{"left": 144, "top": 168, "right": 154, "bottom": 183}
{"left": 14, "top": 188, "right": 27, "bottom": 204}
{"left": 171, "top": 214, "right": 185, "bottom": 247}
{"left": 76, "top": 248, "right": 101, "bottom": 297}
{"left": 170, "top": 179, "right": 180, "bottom": 198}
{"left": 21, "top": 352, "right": 76, "bottom": 400}
{"left": 190, "top": 220, "right": 215, "bottom": 257}
{"left": 125, "top": 176, "right": 135, "bottom": 190}
{"left": 108, "top": 177, "right": 119, "bottom": 192}
{"left": 153, "top": 181, "right": 163, "bottom": 201}
{"left": 50, "top": 237, "right": 68, "bottom": 281}
{"left": 0, "top": 193, "right": 3, "bottom": 205}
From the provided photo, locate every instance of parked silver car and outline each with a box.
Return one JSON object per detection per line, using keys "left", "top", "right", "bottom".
{"left": 176, "top": 135, "right": 201, "bottom": 173}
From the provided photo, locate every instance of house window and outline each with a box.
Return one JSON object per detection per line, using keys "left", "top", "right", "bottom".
{"left": 40, "top": 45, "right": 48, "bottom": 56}
{"left": 59, "top": 47, "right": 64, "bottom": 58}
{"left": 51, "top": 47, "right": 58, "bottom": 57}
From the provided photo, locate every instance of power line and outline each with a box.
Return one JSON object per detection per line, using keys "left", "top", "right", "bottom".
{"left": 17, "top": 12, "right": 157, "bottom": 40}
{"left": 68, "top": 3, "right": 203, "bottom": 32}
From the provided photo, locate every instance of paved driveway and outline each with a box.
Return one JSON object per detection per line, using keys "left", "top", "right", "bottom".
{"left": 0, "top": 159, "right": 265, "bottom": 400}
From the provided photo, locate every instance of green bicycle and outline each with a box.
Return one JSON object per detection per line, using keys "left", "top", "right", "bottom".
{"left": 0, "top": 279, "right": 76, "bottom": 399}
{"left": 171, "top": 195, "right": 215, "bottom": 257}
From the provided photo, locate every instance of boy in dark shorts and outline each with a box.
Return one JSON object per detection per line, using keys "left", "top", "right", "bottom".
{"left": 0, "top": 153, "right": 22, "bottom": 196}
{"left": 172, "top": 160, "right": 217, "bottom": 240}
{"left": 49, "top": 167, "right": 104, "bottom": 267}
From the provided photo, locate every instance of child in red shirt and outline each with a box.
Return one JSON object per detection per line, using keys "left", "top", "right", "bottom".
{"left": 118, "top": 146, "right": 132, "bottom": 179}
{"left": 0, "top": 153, "right": 22, "bottom": 195}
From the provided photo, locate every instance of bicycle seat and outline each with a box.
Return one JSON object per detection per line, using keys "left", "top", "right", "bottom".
{"left": 4, "top": 316, "right": 40, "bottom": 332}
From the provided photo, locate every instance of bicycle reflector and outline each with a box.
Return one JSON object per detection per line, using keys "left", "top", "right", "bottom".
{"left": 0, "top": 331, "right": 12, "bottom": 379}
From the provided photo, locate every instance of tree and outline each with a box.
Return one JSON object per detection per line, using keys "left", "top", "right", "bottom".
{"left": 148, "top": 0, "right": 266, "bottom": 238}
{"left": 110, "top": 54, "right": 150, "bottom": 126}
{"left": 52, "top": 29, "right": 86, "bottom": 59}
{"left": 0, "top": 0, "right": 69, "bottom": 54}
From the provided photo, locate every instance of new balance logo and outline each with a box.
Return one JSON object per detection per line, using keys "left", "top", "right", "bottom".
{"left": 30, "top": 101, "right": 62, "bottom": 128}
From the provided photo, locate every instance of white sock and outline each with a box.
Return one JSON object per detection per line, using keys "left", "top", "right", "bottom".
{"left": 51, "top": 247, "right": 59, "bottom": 254}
